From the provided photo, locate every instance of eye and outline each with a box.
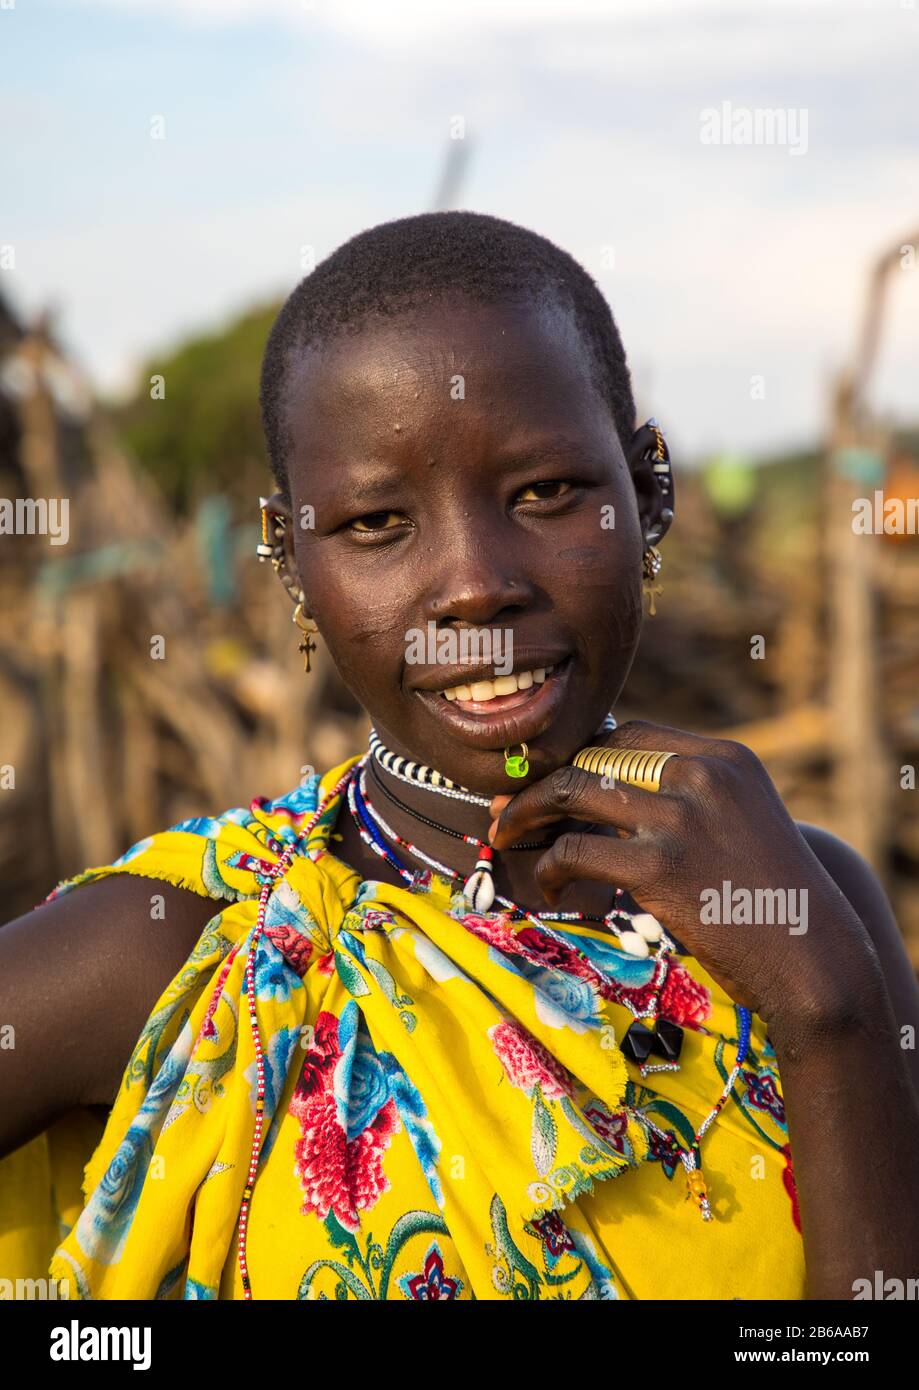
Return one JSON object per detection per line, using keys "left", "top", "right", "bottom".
{"left": 515, "top": 480, "right": 573, "bottom": 503}
{"left": 350, "top": 510, "right": 408, "bottom": 533}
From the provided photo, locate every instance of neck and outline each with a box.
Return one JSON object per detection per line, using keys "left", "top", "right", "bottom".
{"left": 338, "top": 743, "right": 616, "bottom": 920}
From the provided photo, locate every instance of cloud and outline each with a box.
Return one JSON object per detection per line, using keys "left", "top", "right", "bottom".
{"left": 9, "top": 0, "right": 917, "bottom": 455}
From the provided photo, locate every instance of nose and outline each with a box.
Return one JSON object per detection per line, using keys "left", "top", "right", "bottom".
{"left": 423, "top": 537, "right": 535, "bottom": 628}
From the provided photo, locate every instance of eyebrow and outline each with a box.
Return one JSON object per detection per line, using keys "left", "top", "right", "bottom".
{"left": 332, "top": 474, "right": 405, "bottom": 504}
{"left": 490, "top": 434, "right": 611, "bottom": 469}
{"left": 318, "top": 433, "right": 609, "bottom": 503}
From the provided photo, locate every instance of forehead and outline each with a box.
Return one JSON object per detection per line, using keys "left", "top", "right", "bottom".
{"left": 282, "top": 297, "right": 612, "bottom": 472}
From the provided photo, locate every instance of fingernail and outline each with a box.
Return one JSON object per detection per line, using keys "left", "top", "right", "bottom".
{"left": 490, "top": 794, "right": 512, "bottom": 815}
{"left": 487, "top": 819, "right": 498, "bottom": 843}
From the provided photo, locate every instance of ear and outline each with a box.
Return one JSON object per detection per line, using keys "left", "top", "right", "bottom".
{"left": 260, "top": 490, "right": 312, "bottom": 617}
{"left": 627, "top": 419, "right": 675, "bottom": 548}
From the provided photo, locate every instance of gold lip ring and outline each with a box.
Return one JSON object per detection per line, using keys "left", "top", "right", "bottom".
{"left": 571, "top": 746, "right": 677, "bottom": 793}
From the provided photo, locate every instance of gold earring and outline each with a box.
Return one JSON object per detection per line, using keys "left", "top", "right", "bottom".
{"left": 292, "top": 602, "right": 319, "bottom": 673}
{"left": 642, "top": 545, "right": 663, "bottom": 616}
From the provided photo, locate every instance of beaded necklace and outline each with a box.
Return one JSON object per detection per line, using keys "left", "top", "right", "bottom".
{"left": 367, "top": 713, "right": 617, "bottom": 809}
{"left": 368, "top": 720, "right": 614, "bottom": 915}
{"left": 368, "top": 756, "right": 555, "bottom": 851}
{"left": 235, "top": 757, "right": 754, "bottom": 1296}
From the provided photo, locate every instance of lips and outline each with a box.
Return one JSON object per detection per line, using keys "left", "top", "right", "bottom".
{"left": 414, "top": 656, "right": 573, "bottom": 749}
{"left": 409, "top": 649, "right": 569, "bottom": 695}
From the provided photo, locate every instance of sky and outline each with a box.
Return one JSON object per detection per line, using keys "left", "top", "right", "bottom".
{"left": 2, "top": 0, "right": 919, "bottom": 461}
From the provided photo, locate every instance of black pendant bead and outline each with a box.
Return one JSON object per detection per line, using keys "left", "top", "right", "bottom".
{"left": 621, "top": 1020, "right": 656, "bottom": 1063}
{"left": 652, "top": 1018, "right": 684, "bottom": 1061}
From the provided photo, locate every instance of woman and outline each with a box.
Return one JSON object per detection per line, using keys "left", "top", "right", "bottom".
{"left": 1, "top": 211, "right": 918, "bottom": 1301}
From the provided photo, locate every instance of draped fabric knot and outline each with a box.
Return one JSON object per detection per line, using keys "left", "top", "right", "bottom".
{"left": 257, "top": 851, "right": 345, "bottom": 965}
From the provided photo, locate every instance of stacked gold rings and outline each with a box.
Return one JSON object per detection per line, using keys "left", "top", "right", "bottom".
{"left": 572, "top": 746, "right": 677, "bottom": 793}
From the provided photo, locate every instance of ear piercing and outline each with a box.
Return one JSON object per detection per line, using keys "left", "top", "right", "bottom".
{"left": 635, "top": 421, "right": 674, "bottom": 616}
{"left": 259, "top": 498, "right": 317, "bottom": 666}
{"left": 646, "top": 418, "right": 673, "bottom": 498}
{"left": 257, "top": 498, "right": 303, "bottom": 601}
{"left": 644, "top": 507, "right": 674, "bottom": 546}
{"left": 292, "top": 603, "right": 319, "bottom": 673}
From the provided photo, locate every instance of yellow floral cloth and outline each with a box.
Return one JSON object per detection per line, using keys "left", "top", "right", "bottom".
{"left": 3, "top": 756, "right": 805, "bottom": 1300}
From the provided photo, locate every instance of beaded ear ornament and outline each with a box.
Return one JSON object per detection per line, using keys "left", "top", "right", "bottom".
{"left": 635, "top": 419, "right": 675, "bottom": 618}
{"left": 256, "top": 497, "right": 302, "bottom": 604}
{"left": 257, "top": 498, "right": 319, "bottom": 671}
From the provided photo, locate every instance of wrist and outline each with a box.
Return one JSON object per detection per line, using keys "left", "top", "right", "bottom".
{"left": 760, "top": 890, "right": 886, "bottom": 1050}
{"left": 766, "top": 958, "right": 891, "bottom": 1066}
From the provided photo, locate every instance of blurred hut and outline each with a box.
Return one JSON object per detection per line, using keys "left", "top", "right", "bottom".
{"left": 0, "top": 293, "right": 364, "bottom": 921}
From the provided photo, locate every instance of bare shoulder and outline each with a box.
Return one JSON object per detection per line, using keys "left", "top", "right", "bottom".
{"left": 0, "top": 874, "right": 219, "bottom": 1158}
{"left": 797, "top": 822, "right": 919, "bottom": 1084}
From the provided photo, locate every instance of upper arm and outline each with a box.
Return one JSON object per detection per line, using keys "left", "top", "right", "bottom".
{"left": 0, "top": 874, "right": 220, "bottom": 1160}
{"left": 798, "top": 821, "right": 919, "bottom": 1094}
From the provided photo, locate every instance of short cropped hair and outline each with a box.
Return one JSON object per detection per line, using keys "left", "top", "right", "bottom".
{"left": 260, "top": 210, "right": 636, "bottom": 501}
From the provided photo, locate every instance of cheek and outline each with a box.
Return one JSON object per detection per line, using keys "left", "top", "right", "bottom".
{"left": 551, "top": 539, "right": 643, "bottom": 655}
{"left": 611, "top": 573, "right": 644, "bottom": 653}
{"left": 298, "top": 558, "right": 409, "bottom": 703}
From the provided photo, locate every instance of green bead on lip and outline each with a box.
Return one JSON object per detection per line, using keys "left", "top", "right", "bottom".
{"left": 505, "top": 755, "right": 529, "bottom": 778}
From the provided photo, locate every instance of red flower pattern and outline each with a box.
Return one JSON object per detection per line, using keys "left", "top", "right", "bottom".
{"left": 264, "top": 920, "right": 313, "bottom": 977}
{"left": 489, "top": 1020, "right": 574, "bottom": 1099}
{"left": 516, "top": 927, "right": 600, "bottom": 983}
{"left": 461, "top": 913, "right": 521, "bottom": 952}
{"left": 613, "top": 961, "right": 711, "bottom": 1028}
{"left": 288, "top": 1010, "right": 401, "bottom": 1233}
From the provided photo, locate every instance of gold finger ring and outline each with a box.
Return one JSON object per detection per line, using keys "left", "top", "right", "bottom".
{"left": 571, "top": 746, "right": 677, "bottom": 793}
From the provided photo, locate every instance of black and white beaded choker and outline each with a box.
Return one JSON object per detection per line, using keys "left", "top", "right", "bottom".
{"left": 367, "top": 714, "right": 617, "bottom": 810}
{"left": 367, "top": 716, "right": 616, "bottom": 912}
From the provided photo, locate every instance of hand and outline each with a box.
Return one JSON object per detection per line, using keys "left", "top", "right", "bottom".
{"left": 489, "top": 720, "right": 873, "bottom": 1030}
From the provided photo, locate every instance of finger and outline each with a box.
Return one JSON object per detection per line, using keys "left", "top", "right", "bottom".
{"left": 489, "top": 724, "right": 721, "bottom": 828}
{"left": 577, "top": 720, "right": 769, "bottom": 809}
{"left": 489, "top": 763, "right": 674, "bottom": 850}
{"left": 534, "top": 831, "right": 648, "bottom": 907}
{"left": 602, "top": 719, "right": 763, "bottom": 772}
{"left": 602, "top": 719, "right": 719, "bottom": 757}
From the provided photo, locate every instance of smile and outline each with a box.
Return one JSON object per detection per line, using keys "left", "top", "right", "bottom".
{"left": 442, "top": 665, "right": 554, "bottom": 708}
{"left": 413, "top": 657, "right": 573, "bottom": 748}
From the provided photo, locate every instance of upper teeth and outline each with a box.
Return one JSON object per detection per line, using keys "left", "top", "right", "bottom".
{"left": 442, "top": 667, "right": 553, "bottom": 702}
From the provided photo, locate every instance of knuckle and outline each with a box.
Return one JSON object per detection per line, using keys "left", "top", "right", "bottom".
{"left": 614, "top": 719, "right": 654, "bottom": 744}
{"left": 550, "top": 765, "right": 585, "bottom": 808}
{"left": 680, "top": 756, "right": 716, "bottom": 796}
{"left": 553, "top": 831, "right": 584, "bottom": 867}
{"left": 713, "top": 738, "right": 758, "bottom": 769}
{"left": 681, "top": 754, "right": 746, "bottom": 809}
{"left": 654, "top": 833, "right": 686, "bottom": 878}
